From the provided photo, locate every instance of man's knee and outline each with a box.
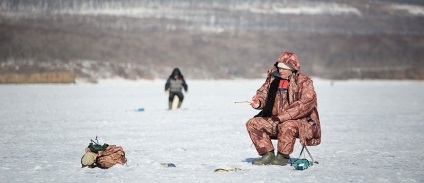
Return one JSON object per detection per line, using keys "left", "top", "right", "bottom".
{"left": 246, "top": 119, "right": 253, "bottom": 129}
{"left": 246, "top": 117, "right": 265, "bottom": 131}
{"left": 246, "top": 118, "right": 257, "bottom": 131}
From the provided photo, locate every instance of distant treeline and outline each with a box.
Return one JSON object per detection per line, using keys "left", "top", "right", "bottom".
{"left": 1, "top": 0, "right": 423, "bottom": 35}
{"left": 1, "top": 0, "right": 423, "bottom": 80}
{"left": 0, "top": 72, "right": 75, "bottom": 84}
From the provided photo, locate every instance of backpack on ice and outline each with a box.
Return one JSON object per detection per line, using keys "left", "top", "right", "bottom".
{"left": 81, "top": 138, "right": 127, "bottom": 169}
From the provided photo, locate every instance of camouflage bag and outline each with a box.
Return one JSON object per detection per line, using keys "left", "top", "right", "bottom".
{"left": 96, "top": 145, "right": 127, "bottom": 169}
{"left": 81, "top": 137, "right": 127, "bottom": 169}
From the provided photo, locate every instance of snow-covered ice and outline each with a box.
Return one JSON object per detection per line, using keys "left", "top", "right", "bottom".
{"left": 1, "top": 79, "right": 423, "bottom": 182}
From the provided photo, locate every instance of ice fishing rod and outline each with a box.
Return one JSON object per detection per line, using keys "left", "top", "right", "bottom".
{"left": 90, "top": 135, "right": 100, "bottom": 145}
{"left": 90, "top": 139, "right": 99, "bottom": 145}
{"left": 234, "top": 100, "right": 252, "bottom": 104}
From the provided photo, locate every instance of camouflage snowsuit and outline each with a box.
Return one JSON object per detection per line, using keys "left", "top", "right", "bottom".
{"left": 246, "top": 52, "right": 321, "bottom": 155}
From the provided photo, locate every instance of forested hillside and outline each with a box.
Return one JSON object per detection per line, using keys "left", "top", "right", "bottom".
{"left": 1, "top": 0, "right": 423, "bottom": 81}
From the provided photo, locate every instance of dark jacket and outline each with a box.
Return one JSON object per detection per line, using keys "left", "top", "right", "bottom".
{"left": 165, "top": 68, "right": 188, "bottom": 93}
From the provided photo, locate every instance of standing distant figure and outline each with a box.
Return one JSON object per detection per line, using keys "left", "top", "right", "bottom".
{"left": 165, "top": 68, "right": 188, "bottom": 110}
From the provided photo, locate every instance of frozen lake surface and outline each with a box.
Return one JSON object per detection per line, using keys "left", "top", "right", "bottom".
{"left": 1, "top": 79, "right": 423, "bottom": 182}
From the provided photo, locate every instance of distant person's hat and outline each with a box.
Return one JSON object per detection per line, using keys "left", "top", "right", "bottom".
{"left": 276, "top": 62, "right": 294, "bottom": 70}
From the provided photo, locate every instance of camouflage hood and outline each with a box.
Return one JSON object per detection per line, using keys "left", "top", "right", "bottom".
{"left": 275, "top": 52, "right": 301, "bottom": 71}
{"left": 267, "top": 52, "right": 301, "bottom": 77}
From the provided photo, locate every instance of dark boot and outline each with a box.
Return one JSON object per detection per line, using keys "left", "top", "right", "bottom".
{"left": 270, "top": 152, "right": 290, "bottom": 166}
{"left": 177, "top": 101, "right": 182, "bottom": 109}
{"left": 252, "top": 151, "right": 275, "bottom": 165}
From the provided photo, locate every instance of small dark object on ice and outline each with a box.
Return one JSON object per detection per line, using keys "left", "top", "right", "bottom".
{"left": 160, "top": 163, "right": 176, "bottom": 167}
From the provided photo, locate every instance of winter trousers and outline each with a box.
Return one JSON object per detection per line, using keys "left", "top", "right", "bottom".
{"left": 169, "top": 91, "right": 184, "bottom": 103}
{"left": 246, "top": 117, "right": 299, "bottom": 155}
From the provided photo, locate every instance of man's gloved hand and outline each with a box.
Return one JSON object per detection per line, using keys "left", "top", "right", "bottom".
{"left": 251, "top": 97, "right": 260, "bottom": 109}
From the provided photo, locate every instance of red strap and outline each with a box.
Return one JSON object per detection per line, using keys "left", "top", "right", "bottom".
{"left": 279, "top": 79, "right": 289, "bottom": 89}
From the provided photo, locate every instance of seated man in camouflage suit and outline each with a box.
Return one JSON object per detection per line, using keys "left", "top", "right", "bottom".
{"left": 246, "top": 52, "right": 321, "bottom": 166}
